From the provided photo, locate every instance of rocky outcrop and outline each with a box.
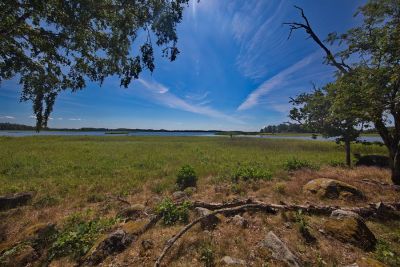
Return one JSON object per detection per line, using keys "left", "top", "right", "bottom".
{"left": 0, "top": 192, "right": 33, "bottom": 211}
{"left": 260, "top": 231, "right": 301, "bottom": 267}
{"left": 303, "top": 178, "right": 364, "bottom": 200}
{"left": 195, "top": 207, "right": 220, "bottom": 230}
{"left": 324, "top": 210, "right": 376, "bottom": 251}
{"left": 83, "top": 229, "right": 133, "bottom": 266}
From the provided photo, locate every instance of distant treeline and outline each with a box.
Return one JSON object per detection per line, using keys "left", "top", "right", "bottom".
{"left": 260, "top": 123, "right": 310, "bottom": 133}
{"left": 0, "top": 123, "right": 37, "bottom": 131}
{"left": 0, "top": 122, "right": 220, "bottom": 133}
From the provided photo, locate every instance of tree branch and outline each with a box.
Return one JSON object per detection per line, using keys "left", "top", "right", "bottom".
{"left": 155, "top": 199, "right": 400, "bottom": 266}
{"left": 283, "top": 6, "right": 350, "bottom": 74}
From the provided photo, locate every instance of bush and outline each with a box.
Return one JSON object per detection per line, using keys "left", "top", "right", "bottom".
{"left": 284, "top": 158, "right": 318, "bottom": 171}
{"left": 155, "top": 198, "right": 191, "bottom": 226}
{"left": 232, "top": 163, "right": 272, "bottom": 182}
{"left": 176, "top": 165, "right": 197, "bottom": 190}
{"left": 48, "top": 213, "right": 116, "bottom": 260}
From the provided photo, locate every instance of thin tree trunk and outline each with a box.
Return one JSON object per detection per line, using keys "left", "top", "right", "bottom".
{"left": 390, "top": 148, "right": 400, "bottom": 185}
{"left": 345, "top": 139, "right": 351, "bottom": 167}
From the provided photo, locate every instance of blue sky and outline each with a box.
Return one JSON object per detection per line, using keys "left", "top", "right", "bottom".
{"left": 0, "top": 0, "right": 365, "bottom": 131}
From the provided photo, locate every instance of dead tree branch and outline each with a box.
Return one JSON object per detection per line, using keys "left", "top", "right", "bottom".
{"left": 283, "top": 5, "right": 351, "bottom": 74}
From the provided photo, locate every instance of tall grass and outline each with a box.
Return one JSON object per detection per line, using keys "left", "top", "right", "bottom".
{"left": 0, "top": 136, "right": 387, "bottom": 203}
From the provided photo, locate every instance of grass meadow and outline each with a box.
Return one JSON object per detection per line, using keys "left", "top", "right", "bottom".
{"left": 0, "top": 136, "right": 386, "bottom": 205}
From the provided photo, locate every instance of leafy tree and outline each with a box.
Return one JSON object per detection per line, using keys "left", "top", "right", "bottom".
{"left": 0, "top": 0, "right": 189, "bottom": 130}
{"left": 285, "top": 0, "right": 400, "bottom": 184}
{"left": 290, "top": 82, "right": 366, "bottom": 166}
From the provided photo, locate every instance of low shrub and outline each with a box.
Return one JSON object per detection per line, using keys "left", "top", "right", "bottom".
{"left": 284, "top": 158, "right": 318, "bottom": 171}
{"left": 48, "top": 212, "right": 116, "bottom": 260}
{"left": 176, "top": 165, "right": 197, "bottom": 190}
{"left": 199, "top": 242, "right": 215, "bottom": 267}
{"left": 374, "top": 240, "right": 400, "bottom": 266}
{"left": 232, "top": 163, "right": 272, "bottom": 182}
{"left": 155, "top": 198, "right": 191, "bottom": 226}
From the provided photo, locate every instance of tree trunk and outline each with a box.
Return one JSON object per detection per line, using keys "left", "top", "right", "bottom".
{"left": 345, "top": 139, "right": 351, "bottom": 167}
{"left": 390, "top": 149, "right": 400, "bottom": 185}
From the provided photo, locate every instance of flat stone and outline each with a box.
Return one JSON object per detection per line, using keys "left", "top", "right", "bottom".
{"left": 220, "top": 256, "right": 246, "bottom": 265}
{"left": 260, "top": 231, "right": 301, "bottom": 267}
{"left": 0, "top": 192, "right": 33, "bottom": 211}
{"left": 303, "top": 178, "right": 364, "bottom": 200}
{"left": 331, "top": 209, "right": 364, "bottom": 221}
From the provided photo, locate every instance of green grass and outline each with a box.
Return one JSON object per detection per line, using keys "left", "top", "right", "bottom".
{"left": 0, "top": 136, "right": 387, "bottom": 204}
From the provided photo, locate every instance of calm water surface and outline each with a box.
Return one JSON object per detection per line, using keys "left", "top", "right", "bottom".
{"left": 0, "top": 131, "right": 383, "bottom": 143}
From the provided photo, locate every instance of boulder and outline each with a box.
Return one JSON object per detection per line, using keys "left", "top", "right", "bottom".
{"left": 195, "top": 207, "right": 220, "bottom": 230}
{"left": 220, "top": 256, "right": 246, "bottom": 265}
{"left": 303, "top": 178, "right": 364, "bottom": 200}
{"left": 0, "top": 192, "right": 33, "bottom": 211}
{"left": 260, "top": 231, "right": 301, "bottom": 267}
{"left": 83, "top": 229, "right": 133, "bottom": 266}
{"left": 324, "top": 211, "right": 376, "bottom": 251}
{"left": 117, "top": 204, "right": 145, "bottom": 220}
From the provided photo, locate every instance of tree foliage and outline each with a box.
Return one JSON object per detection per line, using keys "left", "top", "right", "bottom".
{"left": 286, "top": 0, "right": 400, "bottom": 182}
{"left": 0, "top": 0, "right": 189, "bottom": 130}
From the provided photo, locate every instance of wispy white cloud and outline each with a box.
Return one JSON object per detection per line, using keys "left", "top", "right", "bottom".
{"left": 68, "top": 118, "right": 82, "bottom": 121}
{"left": 0, "top": 115, "right": 15, "bottom": 119}
{"left": 137, "top": 79, "right": 244, "bottom": 124}
{"left": 238, "top": 52, "right": 319, "bottom": 111}
{"left": 232, "top": 1, "right": 289, "bottom": 80}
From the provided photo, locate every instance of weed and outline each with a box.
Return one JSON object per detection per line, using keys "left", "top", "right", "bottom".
{"left": 155, "top": 198, "right": 191, "bottom": 226}
{"left": 232, "top": 163, "right": 272, "bottom": 182}
{"left": 176, "top": 165, "right": 197, "bottom": 190}
{"left": 284, "top": 158, "right": 319, "bottom": 171}
{"left": 374, "top": 240, "right": 400, "bottom": 266}
{"left": 199, "top": 242, "right": 215, "bottom": 267}
{"left": 273, "top": 182, "right": 286, "bottom": 194}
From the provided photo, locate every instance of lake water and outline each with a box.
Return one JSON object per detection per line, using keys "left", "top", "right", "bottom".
{"left": 0, "top": 131, "right": 383, "bottom": 143}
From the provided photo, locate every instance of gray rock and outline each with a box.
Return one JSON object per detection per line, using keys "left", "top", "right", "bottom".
{"left": 172, "top": 191, "right": 187, "bottom": 200}
{"left": 220, "top": 256, "right": 246, "bottom": 265}
{"left": 84, "top": 229, "right": 133, "bottom": 265}
{"left": 0, "top": 192, "right": 33, "bottom": 211}
{"left": 195, "top": 207, "right": 220, "bottom": 230}
{"left": 331, "top": 209, "right": 364, "bottom": 221}
{"left": 260, "top": 231, "right": 301, "bottom": 267}
{"left": 231, "top": 215, "right": 248, "bottom": 228}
